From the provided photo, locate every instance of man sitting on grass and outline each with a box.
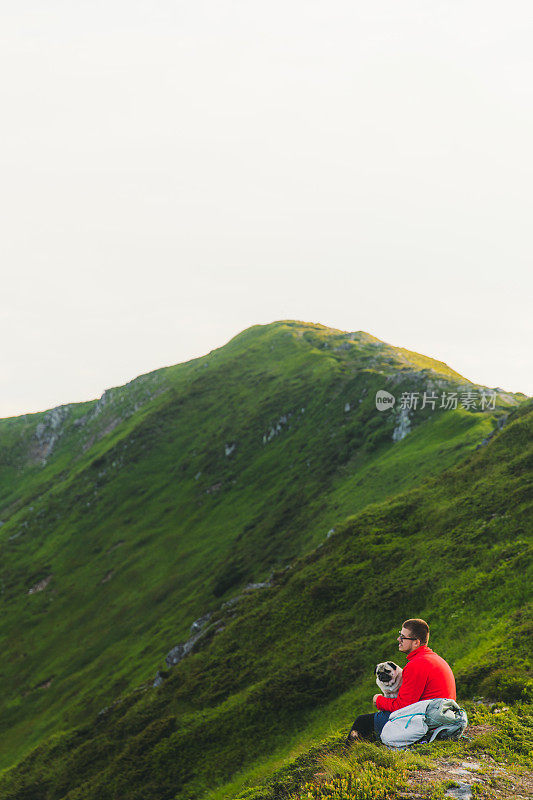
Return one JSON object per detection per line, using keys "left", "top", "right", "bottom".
{"left": 347, "top": 618, "right": 456, "bottom": 743}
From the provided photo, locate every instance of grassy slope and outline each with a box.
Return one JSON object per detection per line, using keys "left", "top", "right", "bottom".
{"left": 0, "top": 388, "right": 530, "bottom": 799}
{"left": 3, "top": 320, "right": 498, "bottom": 763}
{"left": 0, "top": 321, "right": 515, "bottom": 772}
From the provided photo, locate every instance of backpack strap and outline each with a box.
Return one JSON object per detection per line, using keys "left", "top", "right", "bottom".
{"left": 428, "top": 725, "right": 448, "bottom": 742}
{"left": 390, "top": 712, "right": 427, "bottom": 730}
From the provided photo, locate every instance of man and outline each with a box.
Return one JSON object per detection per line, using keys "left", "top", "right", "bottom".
{"left": 346, "top": 618, "right": 456, "bottom": 743}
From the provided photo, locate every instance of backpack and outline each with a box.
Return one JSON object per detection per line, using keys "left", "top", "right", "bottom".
{"left": 380, "top": 700, "right": 431, "bottom": 748}
{"left": 380, "top": 698, "right": 468, "bottom": 748}
{"left": 423, "top": 698, "right": 468, "bottom": 742}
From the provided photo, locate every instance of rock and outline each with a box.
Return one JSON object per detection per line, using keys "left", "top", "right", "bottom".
{"left": 221, "top": 596, "right": 241, "bottom": 610}
{"left": 91, "top": 390, "right": 110, "bottom": 419}
{"left": 263, "top": 412, "right": 293, "bottom": 444}
{"left": 444, "top": 784, "right": 472, "bottom": 799}
{"left": 165, "top": 643, "right": 188, "bottom": 667}
{"left": 344, "top": 402, "right": 351, "bottom": 412}
{"left": 165, "top": 618, "right": 215, "bottom": 668}
{"left": 153, "top": 671, "right": 165, "bottom": 688}
{"left": 392, "top": 407, "right": 411, "bottom": 442}
{"left": 32, "top": 405, "right": 71, "bottom": 464}
{"left": 477, "top": 414, "right": 510, "bottom": 449}
{"left": 243, "top": 581, "right": 271, "bottom": 592}
{"left": 28, "top": 575, "right": 53, "bottom": 595}
{"left": 190, "top": 612, "right": 212, "bottom": 635}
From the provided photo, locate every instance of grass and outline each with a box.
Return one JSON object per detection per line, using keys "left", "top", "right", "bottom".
{"left": 228, "top": 702, "right": 532, "bottom": 800}
{"left": 0, "top": 320, "right": 530, "bottom": 798}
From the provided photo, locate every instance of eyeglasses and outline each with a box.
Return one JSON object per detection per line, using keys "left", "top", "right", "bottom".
{"left": 397, "top": 632, "right": 418, "bottom": 641}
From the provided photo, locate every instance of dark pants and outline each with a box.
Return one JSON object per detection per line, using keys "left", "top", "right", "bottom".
{"left": 345, "top": 710, "right": 391, "bottom": 744}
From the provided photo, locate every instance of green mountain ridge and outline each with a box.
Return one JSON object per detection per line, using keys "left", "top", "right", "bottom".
{"left": 0, "top": 320, "right": 530, "bottom": 799}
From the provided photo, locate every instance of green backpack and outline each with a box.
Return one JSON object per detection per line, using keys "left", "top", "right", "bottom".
{"left": 423, "top": 698, "right": 468, "bottom": 742}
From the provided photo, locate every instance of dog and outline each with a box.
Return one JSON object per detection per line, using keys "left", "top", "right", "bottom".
{"left": 375, "top": 660, "right": 403, "bottom": 698}
{"left": 345, "top": 660, "right": 404, "bottom": 745}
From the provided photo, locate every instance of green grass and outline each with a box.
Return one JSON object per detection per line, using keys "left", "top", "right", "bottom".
{"left": 0, "top": 320, "right": 530, "bottom": 798}
{"left": 223, "top": 702, "right": 531, "bottom": 800}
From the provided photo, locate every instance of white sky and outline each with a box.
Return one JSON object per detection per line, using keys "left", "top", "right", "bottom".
{"left": 1, "top": 1, "right": 532, "bottom": 419}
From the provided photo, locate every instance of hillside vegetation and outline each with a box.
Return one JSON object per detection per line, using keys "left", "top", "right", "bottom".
{"left": 0, "top": 320, "right": 530, "bottom": 799}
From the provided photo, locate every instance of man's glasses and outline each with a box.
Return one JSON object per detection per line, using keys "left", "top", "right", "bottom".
{"left": 397, "top": 632, "right": 417, "bottom": 641}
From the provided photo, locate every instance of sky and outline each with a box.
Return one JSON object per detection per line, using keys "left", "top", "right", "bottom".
{"left": 1, "top": 1, "right": 532, "bottom": 419}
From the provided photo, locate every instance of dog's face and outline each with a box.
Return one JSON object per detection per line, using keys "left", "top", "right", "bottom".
{"left": 375, "top": 661, "right": 403, "bottom": 697}
{"left": 375, "top": 661, "right": 400, "bottom": 685}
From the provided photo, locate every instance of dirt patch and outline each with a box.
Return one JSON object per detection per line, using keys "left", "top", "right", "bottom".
{"left": 35, "top": 677, "right": 54, "bottom": 690}
{"left": 403, "top": 752, "right": 532, "bottom": 799}
{"left": 28, "top": 575, "right": 53, "bottom": 594}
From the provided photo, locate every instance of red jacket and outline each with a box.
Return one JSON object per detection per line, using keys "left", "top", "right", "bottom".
{"left": 375, "top": 645, "right": 456, "bottom": 713}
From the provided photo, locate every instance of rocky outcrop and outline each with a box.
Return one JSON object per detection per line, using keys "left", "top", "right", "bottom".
{"left": 153, "top": 671, "right": 166, "bottom": 688}
{"left": 154, "top": 580, "right": 275, "bottom": 688}
{"left": 154, "top": 612, "right": 220, "bottom": 687}
{"left": 262, "top": 411, "right": 297, "bottom": 444}
{"left": 190, "top": 612, "right": 212, "bottom": 634}
{"left": 165, "top": 637, "right": 201, "bottom": 668}
{"left": 32, "top": 406, "right": 71, "bottom": 464}
{"left": 152, "top": 563, "right": 288, "bottom": 689}
{"left": 476, "top": 414, "right": 510, "bottom": 449}
{"left": 243, "top": 580, "right": 271, "bottom": 592}
{"left": 392, "top": 407, "right": 411, "bottom": 442}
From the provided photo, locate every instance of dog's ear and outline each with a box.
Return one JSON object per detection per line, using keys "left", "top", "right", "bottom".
{"left": 374, "top": 665, "right": 379, "bottom": 674}
{"left": 387, "top": 661, "right": 397, "bottom": 669}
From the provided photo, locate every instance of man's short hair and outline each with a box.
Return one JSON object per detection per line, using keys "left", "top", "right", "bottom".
{"left": 403, "top": 618, "right": 429, "bottom": 645}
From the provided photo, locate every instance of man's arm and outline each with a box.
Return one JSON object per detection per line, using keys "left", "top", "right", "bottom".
{"left": 375, "top": 661, "right": 426, "bottom": 712}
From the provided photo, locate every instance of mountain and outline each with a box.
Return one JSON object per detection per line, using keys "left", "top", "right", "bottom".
{"left": 0, "top": 320, "right": 530, "bottom": 799}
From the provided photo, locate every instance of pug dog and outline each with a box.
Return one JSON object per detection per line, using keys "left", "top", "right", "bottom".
{"left": 345, "top": 661, "right": 404, "bottom": 744}
{"left": 375, "top": 661, "right": 403, "bottom": 698}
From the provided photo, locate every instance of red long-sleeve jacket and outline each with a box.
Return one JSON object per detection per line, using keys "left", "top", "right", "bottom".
{"left": 375, "top": 645, "right": 456, "bottom": 713}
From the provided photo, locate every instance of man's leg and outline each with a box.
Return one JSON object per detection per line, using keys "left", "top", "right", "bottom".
{"left": 345, "top": 713, "right": 376, "bottom": 744}
{"left": 373, "top": 710, "right": 391, "bottom": 739}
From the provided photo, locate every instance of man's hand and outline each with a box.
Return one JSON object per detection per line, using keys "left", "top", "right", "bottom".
{"left": 372, "top": 694, "right": 382, "bottom": 707}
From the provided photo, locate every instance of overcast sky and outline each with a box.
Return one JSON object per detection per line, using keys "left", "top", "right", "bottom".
{"left": 1, "top": 1, "right": 531, "bottom": 418}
